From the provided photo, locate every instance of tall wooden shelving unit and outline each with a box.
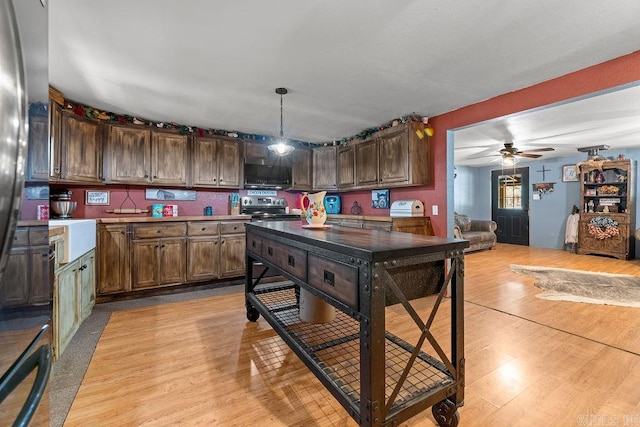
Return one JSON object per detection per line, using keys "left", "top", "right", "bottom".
{"left": 578, "top": 159, "right": 635, "bottom": 260}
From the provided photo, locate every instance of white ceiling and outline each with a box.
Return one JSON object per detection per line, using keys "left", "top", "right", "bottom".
{"left": 48, "top": 1, "right": 640, "bottom": 158}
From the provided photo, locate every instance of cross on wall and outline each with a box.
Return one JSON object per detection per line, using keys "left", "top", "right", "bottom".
{"left": 537, "top": 165, "right": 550, "bottom": 181}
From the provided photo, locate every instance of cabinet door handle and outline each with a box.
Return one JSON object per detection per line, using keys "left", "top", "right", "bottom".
{"left": 161, "top": 244, "right": 165, "bottom": 248}
{"left": 267, "top": 247, "right": 273, "bottom": 256}
{"left": 252, "top": 241, "right": 256, "bottom": 248}
{"left": 287, "top": 255, "right": 295, "bottom": 267}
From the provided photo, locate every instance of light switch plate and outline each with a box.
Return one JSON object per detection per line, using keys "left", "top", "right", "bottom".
{"left": 432, "top": 205, "right": 438, "bottom": 215}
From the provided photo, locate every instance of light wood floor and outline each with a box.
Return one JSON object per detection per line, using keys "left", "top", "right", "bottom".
{"left": 64, "top": 244, "right": 640, "bottom": 426}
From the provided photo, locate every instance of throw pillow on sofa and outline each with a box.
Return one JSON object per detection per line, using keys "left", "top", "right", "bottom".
{"left": 454, "top": 213, "right": 472, "bottom": 232}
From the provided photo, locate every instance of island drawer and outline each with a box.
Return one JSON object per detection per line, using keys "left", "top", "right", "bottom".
{"left": 308, "top": 254, "right": 358, "bottom": 310}
{"left": 188, "top": 221, "right": 219, "bottom": 236}
{"left": 132, "top": 223, "right": 186, "bottom": 239}
{"left": 247, "top": 235, "right": 262, "bottom": 255}
{"left": 262, "top": 238, "right": 307, "bottom": 281}
{"left": 220, "top": 221, "right": 246, "bottom": 235}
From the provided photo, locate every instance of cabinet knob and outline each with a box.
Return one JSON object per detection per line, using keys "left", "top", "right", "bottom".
{"left": 157, "top": 230, "right": 162, "bottom": 233}
{"left": 221, "top": 240, "right": 225, "bottom": 244}
{"left": 153, "top": 175, "right": 158, "bottom": 179}
{"left": 201, "top": 227, "right": 206, "bottom": 231}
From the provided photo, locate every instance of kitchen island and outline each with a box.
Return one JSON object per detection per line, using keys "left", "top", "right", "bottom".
{"left": 245, "top": 221, "right": 468, "bottom": 427}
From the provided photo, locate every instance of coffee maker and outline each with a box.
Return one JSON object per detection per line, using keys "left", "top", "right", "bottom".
{"left": 50, "top": 188, "right": 77, "bottom": 218}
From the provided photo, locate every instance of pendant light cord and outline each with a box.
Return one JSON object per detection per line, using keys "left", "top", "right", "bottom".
{"left": 280, "top": 93, "right": 284, "bottom": 139}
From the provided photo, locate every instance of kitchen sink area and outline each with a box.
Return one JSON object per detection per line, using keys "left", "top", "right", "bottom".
{"left": 48, "top": 219, "right": 96, "bottom": 263}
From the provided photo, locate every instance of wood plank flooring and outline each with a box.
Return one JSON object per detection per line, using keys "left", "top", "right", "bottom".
{"left": 64, "top": 244, "right": 640, "bottom": 426}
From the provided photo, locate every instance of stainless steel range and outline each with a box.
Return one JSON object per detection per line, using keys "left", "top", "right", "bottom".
{"left": 240, "top": 196, "right": 300, "bottom": 221}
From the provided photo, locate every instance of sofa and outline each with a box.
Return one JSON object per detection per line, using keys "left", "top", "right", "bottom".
{"left": 453, "top": 213, "right": 497, "bottom": 252}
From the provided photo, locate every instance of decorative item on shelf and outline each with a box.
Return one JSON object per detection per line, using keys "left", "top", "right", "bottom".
{"left": 532, "top": 182, "right": 554, "bottom": 194}
{"left": 372, "top": 189, "right": 389, "bottom": 209}
{"left": 587, "top": 216, "right": 619, "bottom": 240}
{"left": 597, "top": 185, "right": 620, "bottom": 196}
{"left": 267, "top": 88, "right": 295, "bottom": 157}
{"left": 151, "top": 204, "right": 164, "bottom": 218}
{"left": 350, "top": 201, "right": 363, "bottom": 215}
{"left": 422, "top": 116, "right": 434, "bottom": 137}
{"left": 595, "top": 172, "right": 604, "bottom": 183}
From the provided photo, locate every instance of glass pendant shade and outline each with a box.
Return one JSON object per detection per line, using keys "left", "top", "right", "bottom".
{"left": 267, "top": 87, "right": 295, "bottom": 156}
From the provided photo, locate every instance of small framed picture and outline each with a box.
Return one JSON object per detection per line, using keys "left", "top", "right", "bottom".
{"left": 562, "top": 164, "right": 579, "bottom": 182}
{"left": 85, "top": 190, "right": 110, "bottom": 205}
{"left": 372, "top": 189, "right": 389, "bottom": 209}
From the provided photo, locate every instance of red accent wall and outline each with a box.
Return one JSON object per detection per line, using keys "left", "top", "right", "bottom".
{"left": 45, "top": 185, "right": 300, "bottom": 219}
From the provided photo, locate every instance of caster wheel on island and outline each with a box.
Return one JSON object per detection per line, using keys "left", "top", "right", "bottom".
{"left": 246, "top": 307, "right": 260, "bottom": 322}
{"left": 432, "top": 399, "right": 459, "bottom": 427}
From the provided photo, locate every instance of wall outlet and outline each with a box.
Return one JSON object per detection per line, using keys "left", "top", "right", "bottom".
{"left": 432, "top": 205, "right": 438, "bottom": 215}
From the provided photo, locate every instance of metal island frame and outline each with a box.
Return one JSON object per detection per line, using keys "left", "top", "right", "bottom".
{"left": 244, "top": 221, "right": 468, "bottom": 426}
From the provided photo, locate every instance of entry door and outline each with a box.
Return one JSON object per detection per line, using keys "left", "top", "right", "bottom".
{"left": 491, "top": 167, "right": 529, "bottom": 245}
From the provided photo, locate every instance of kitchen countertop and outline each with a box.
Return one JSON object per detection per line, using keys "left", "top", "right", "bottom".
{"left": 96, "top": 215, "right": 251, "bottom": 224}
{"left": 16, "top": 220, "right": 48, "bottom": 227}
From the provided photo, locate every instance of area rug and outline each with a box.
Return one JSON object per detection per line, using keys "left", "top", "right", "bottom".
{"left": 510, "top": 264, "right": 640, "bottom": 308}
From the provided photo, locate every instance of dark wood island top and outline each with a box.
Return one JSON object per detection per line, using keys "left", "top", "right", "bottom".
{"left": 246, "top": 221, "right": 468, "bottom": 262}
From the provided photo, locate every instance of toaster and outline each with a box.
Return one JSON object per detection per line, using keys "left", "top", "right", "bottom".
{"left": 324, "top": 195, "right": 341, "bottom": 214}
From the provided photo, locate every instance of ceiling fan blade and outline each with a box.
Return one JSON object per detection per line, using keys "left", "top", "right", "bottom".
{"left": 522, "top": 147, "right": 555, "bottom": 152}
{"left": 516, "top": 153, "right": 542, "bottom": 158}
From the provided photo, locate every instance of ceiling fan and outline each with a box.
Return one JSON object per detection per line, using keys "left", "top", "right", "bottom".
{"left": 469, "top": 142, "right": 555, "bottom": 163}
{"left": 498, "top": 142, "right": 555, "bottom": 159}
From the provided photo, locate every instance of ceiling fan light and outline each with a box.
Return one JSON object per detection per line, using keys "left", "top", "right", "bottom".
{"left": 502, "top": 156, "right": 519, "bottom": 166}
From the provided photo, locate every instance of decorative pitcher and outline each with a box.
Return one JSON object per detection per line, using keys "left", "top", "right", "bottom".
{"left": 300, "top": 191, "right": 327, "bottom": 225}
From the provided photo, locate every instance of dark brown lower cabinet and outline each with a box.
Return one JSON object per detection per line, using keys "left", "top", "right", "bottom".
{"left": 0, "top": 226, "right": 50, "bottom": 308}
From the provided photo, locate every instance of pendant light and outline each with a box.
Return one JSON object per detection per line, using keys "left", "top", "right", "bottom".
{"left": 268, "top": 87, "right": 295, "bottom": 156}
